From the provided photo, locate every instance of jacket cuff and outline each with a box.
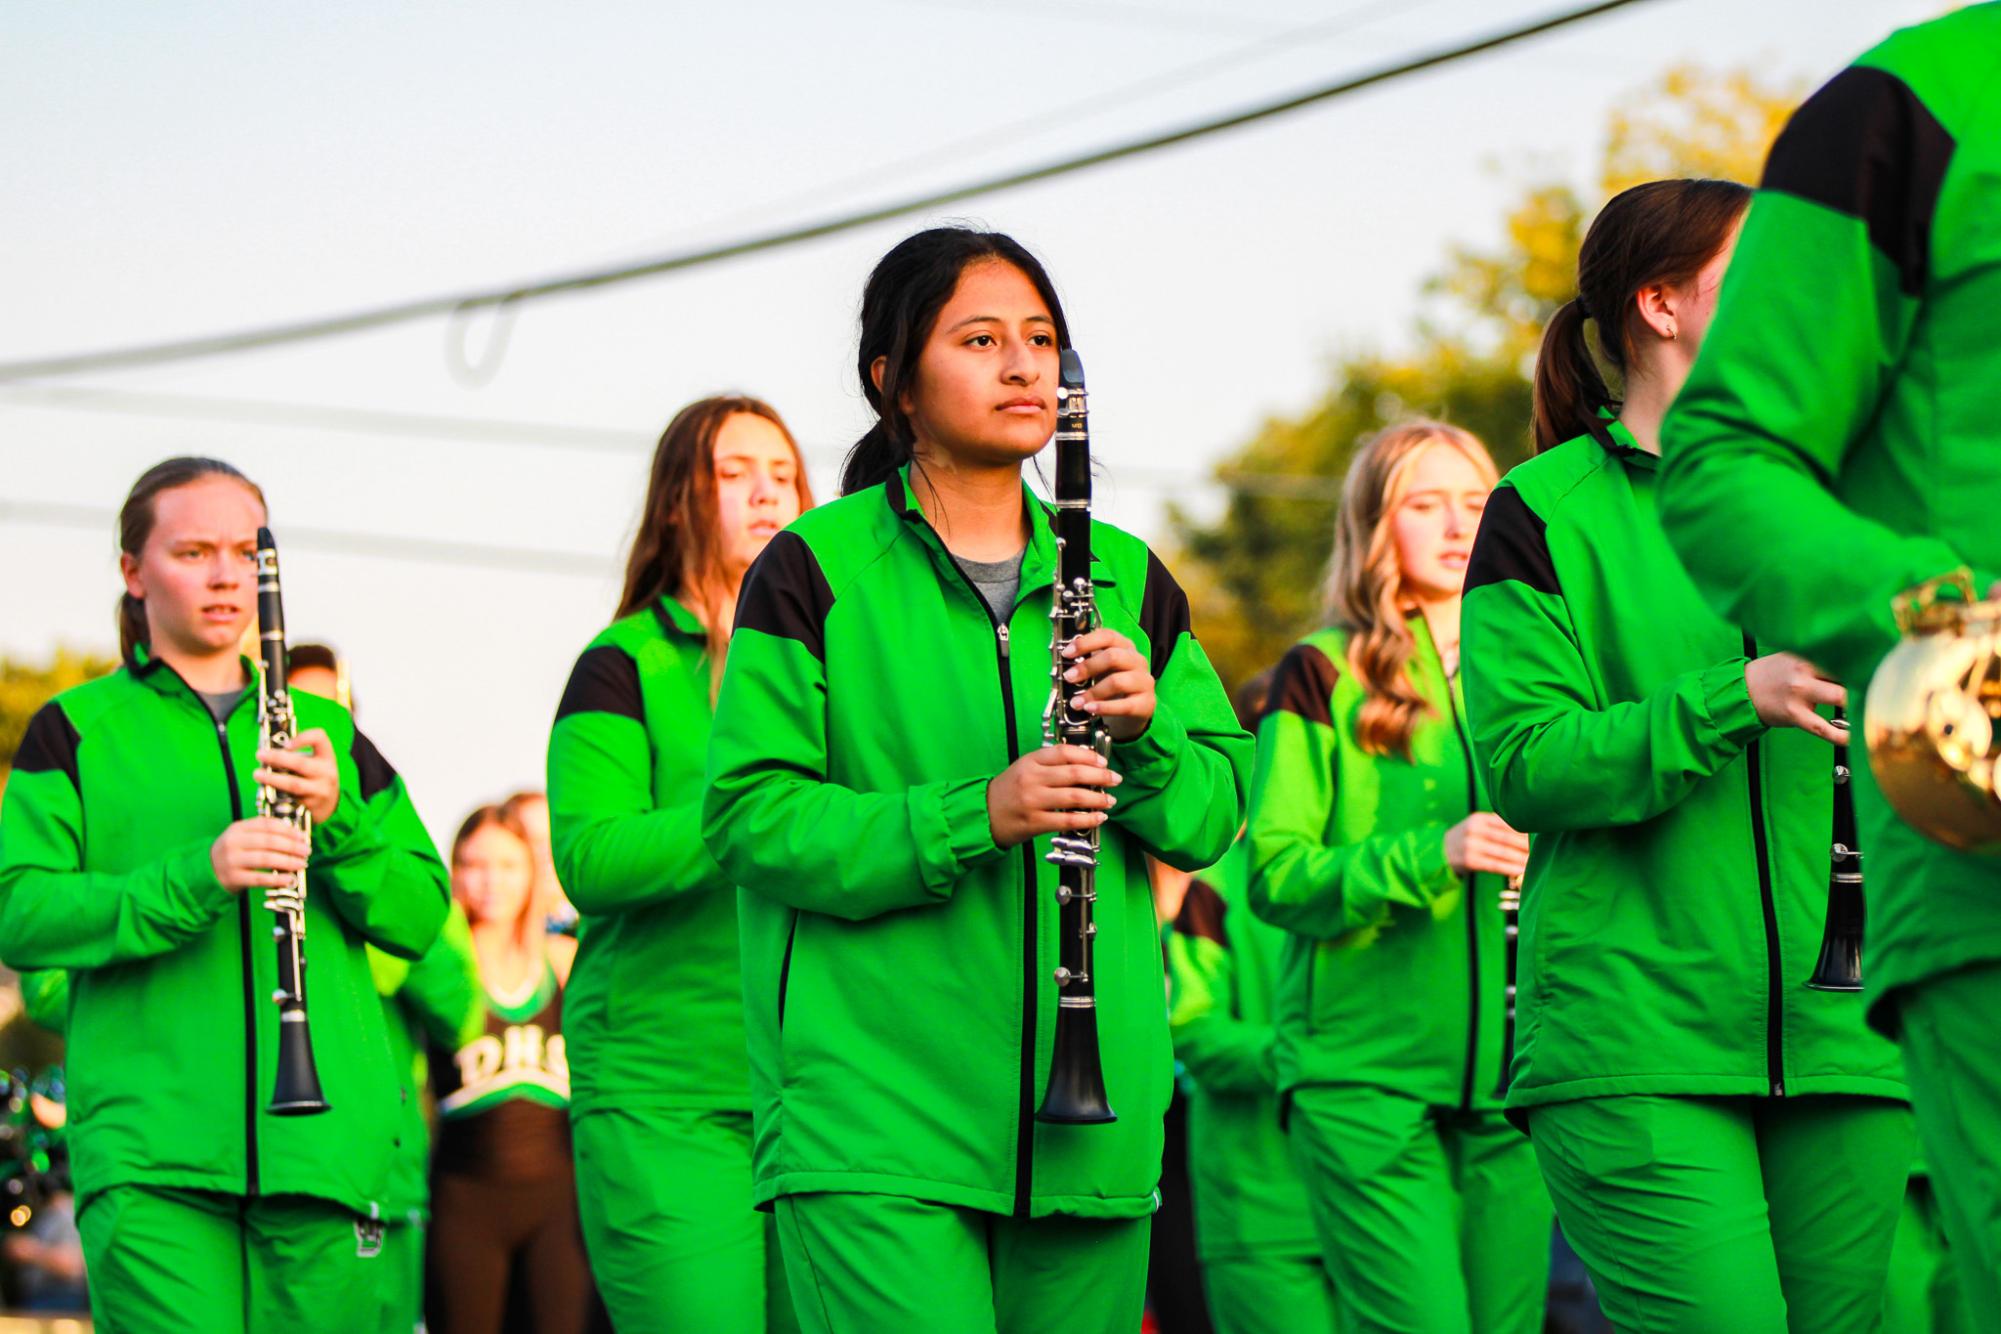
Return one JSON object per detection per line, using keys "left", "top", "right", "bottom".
{"left": 171, "top": 842, "right": 237, "bottom": 924}
{"left": 1700, "top": 658, "right": 1766, "bottom": 751}
{"left": 312, "top": 791, "right": 374, "bottom": 859}
{"left": 1406, "top": 824, "right": 1459, "bottom": 904}
{"left": 915, "top": 776, "right": 1004, "bottom": 895}
{"left": 1112, "top": 702, "right": 1189, "bottom": 788}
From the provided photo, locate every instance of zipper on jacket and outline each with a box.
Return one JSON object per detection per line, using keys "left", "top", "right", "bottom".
{"left": 1742, "top": 633, "right": 1786, "bottom": 1097}
{"left": 208, "top": 709, "right": 262, "bottom": 1196}
{"left": 1442, "top": 684, "right": 1483, "bottom": 1114}
{"left": 996, "top": 620, "right": 1042, "bottom": 1219}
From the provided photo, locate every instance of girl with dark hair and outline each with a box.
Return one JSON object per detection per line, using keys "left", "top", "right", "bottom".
{"left": 546, "top": 396, "right": 811, "bottom": 1333}
{"left": 702, "top": 226, "right": 1250, "bottom": 1332}
{"left": 1460, "top": 182, "right": 1913, "bottom": 1330}
{"left": 425, "top": 805, "right": 588, "bottom": 1334}
{"left": 0, "top": 457, "right": 450, "bottom": 1332}
{"left": 1245, "top": 420, "right": 1550, "bottom": 1333}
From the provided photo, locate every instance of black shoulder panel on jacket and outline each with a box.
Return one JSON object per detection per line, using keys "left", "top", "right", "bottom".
{"left": 735, "top": 531, "right": 835, "bottom": 663}
{"left": 1140, "top": 549, "right": 1194, "bottom": 680}
{"left": 1762, "top": 65, "right": 1954, "bottom": 296}
{"left": 1174, "top": 877, "right": 1230, "bottom": 948}
{"left": 12, "top": 704, "right": 81, "bottom": 788}
{"left": 1464, "top": 487, "right": 1559, "bottom": 598}
{"left": 555, "top": 645, "right": 644, "bottom": 725}
{"left": 1267, "top": 644, "right": 1340, "bottom": 729}
{"left": 350, "top": 730, "right": 400, "bottom": 803}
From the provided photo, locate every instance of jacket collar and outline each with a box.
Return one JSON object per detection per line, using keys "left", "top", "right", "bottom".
{"left": 651, "top": 594, "right": 707, "bottom": 642}
{"left": 883, "top": 464, "right": 1116, "bottom": 590}
{"left": 1585, "top": 410, "right": 1654, "bottom": 470}
{"left": 128, "top": 643, "right": 258, "bottom": 703}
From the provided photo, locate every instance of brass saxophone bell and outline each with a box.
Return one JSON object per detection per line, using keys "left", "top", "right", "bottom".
{"left": 1864, "top": 570, "right": 2001, "bottom": 851}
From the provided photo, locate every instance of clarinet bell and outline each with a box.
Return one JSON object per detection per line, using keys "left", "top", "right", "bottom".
{"left": 1805, "top": 928, "right": 1864, "bottom": 993}
{"left": 269, "top": 1015, "right": 331, "bottom": 1116}
{"left": 1036, "top": 1004, "right": 1115, "bottom": 1125}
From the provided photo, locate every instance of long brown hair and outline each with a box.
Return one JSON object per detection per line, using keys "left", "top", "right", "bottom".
{"left": 1323, "top": 421, "right": 1498, "bottom": 759}
{"left": 452, "top": 804, "right": 538, "bottom": 944}
{"left": 117, "top": 457, "right": 267, "bottom": 666}
{"left": 618, "top": 397, "right": 813, "bottom": 688}
{"left": 1532, "top": 178, "right": 1751, "bottom": 452}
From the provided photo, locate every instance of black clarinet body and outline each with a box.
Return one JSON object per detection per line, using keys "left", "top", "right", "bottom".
{"left": 1496, "top": 873, "right": 1521, "bottom": 1098}
{"left": 1807, "top": 707, "right": 1865, "bottom": 992}
{"left": 1036, "top": 349, "right": 1115, "bottom": 1125}
{"left": 256, "top": 528, "right": 331, "bottom": 1116}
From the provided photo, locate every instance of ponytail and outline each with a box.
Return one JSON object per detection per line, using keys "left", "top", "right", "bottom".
{"left": 1533, "top": 178, "right": 1752, "bottom": 453}
{"left": 1531, "top": 298, "right": 1615, "bottom": 453}
{"left": 839, "top": 421, "right": 910, "bottom": 496}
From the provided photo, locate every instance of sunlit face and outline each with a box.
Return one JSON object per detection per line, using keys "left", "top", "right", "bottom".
{"left": 1391, "top": 445, "right": 1492, "bottom": 604}
{"left": 713, "top": 413, "right": 802, "bottom": 578}
{"left": 453, "top": 823, "right": 535, "bottom": 930}
{"left": 1669, "top": 221, "right": 1742, "bottom": 356}
{"left": 899, "top": 259, "right": 1060, "bottom": 469}
{"left": 120, "top": 476, "right": 266, "bottom": 661}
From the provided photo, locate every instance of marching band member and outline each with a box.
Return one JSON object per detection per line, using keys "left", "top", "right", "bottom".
{"left": 547, "top": 394, "right": 812, "bottom": 1332}
{"left": 0, "top": 457, "right": 448, "bottom": 1332}
{"left": 1659, "top": 6, "right": 2001, "bottom": 1317}
{"left": 1463, "top": 179, "right": 1911, "bottom": 1332}
{"left": 702, "top": 226, "right": 1250, "bottom": 1333}
{"left": 1247, "top": 421, "right": 1548, "bottom": 1334}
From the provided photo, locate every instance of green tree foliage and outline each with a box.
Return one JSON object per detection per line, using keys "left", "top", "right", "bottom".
{"left": 1, "top": 648, "right": 115, "bottom": 779}
{"left": 1171, "top": 65, "right": 1802, "bottom": 691}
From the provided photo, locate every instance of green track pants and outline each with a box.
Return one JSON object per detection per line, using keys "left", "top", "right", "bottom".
{"left": 380, "top": 1218, "right": 423, "bottom": 1334}
{"left": 1202, "top": 1250, "right": 1339, "bottom": 1334}
{"left": 773, "top": 1192, "right": 1150, "bottom": 1334}
{"left": 572, "top": 1106, "right": 793, "bottom": 1334}
{"left": 1286, "top": 1085, "right": 1549, "bottom": 1334}
{"left": 78, "top": 1185, "right": 397, "bottom": 1333}
{"left": 1883, "top": 1174, "right": 1973, "bottom": 1334}
{"left": 1899, "top": 962, "right": 2001, "bottom": 1326}
{"left": 1528, "top": 1094, "right": 1912, "bottom": 1333}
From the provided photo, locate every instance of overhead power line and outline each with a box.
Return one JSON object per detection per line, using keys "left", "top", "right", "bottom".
{"left": 0, "top": 499, "right": 616, "bottom": 579}
{"left": 645, "top": 0, "right": 1434, "bottom": 245}
{"left": 0, "top": 0, "right": 1656, "bottom": 383}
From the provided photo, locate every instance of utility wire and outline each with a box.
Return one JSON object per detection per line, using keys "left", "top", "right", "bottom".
{"left": 656, "top": 0, "right": 1434, "bottom": 244}
{"left": 0, "top": 0, "right": 1655, "bottom": 383}
{"left": 0, "top": 382, "right": 1346, "bottom": 498}
{"left": 0, "top": 499, "right": 615, "bottom": 578}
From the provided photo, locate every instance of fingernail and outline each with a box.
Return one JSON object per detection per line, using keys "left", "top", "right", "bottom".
{"left": 1061, "top": 644, "right": 1078, "bottom": 658}
{"left": 1071, "top": 693, "right": 1088, "bottom": 708}
{"left": 1063, "top": 667, "right": 1081, "bottom": 682}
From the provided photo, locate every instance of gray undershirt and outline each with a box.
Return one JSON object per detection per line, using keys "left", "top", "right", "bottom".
{"left": 954, "top": 548, "right": 1026, "bottom": 623}
{"left": 199, "top": 688, "right": 245, "bottom": 724}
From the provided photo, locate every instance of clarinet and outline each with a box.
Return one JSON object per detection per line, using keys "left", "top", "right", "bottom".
{"left": 1035, "top": 349, "right": 1115, "bottom": 1125}
{"left": 256, "top": 528, "right": 331, "bottom": 1116}
{"left": 1806, "top": 707, "right": 1865, "bottom": 992}
{"left": 1496, "top": 871, "right": 1521, "bottom": 1098}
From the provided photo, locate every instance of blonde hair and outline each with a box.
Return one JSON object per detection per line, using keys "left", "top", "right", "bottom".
{"left": 1322, "top": 420, "right": 1498, "bottom": 759}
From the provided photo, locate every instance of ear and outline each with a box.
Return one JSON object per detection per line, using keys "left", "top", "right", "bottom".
{"left": 1631, "top": 282, "right": 1677, "bottom": 342}
{"left": 119, "top": 550, "right": 145, "bottom": 601}
{"left": 869, "top": 355, "right": 888, "bottom": 396}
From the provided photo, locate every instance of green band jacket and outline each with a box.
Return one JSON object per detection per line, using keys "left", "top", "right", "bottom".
{"left": 1462, "top": 421, "right": 1903, "bottom": 1110}
{"left": 0, "top": 650, "right": 449, "bottom": 1216}
{"left": 1168, "top": 839, "right": 1317, "bottom": 1261}
{"left": 1661, "top": 6, "right": 2001, "bottom": 1033}
{"left": 703, "top": 467, "right": 1251, "bottom": 1220}
{"left": 1246, "top": 617, "right": 1509, "bottom": 1111}
{"left": 548, "top": 595, "right": 751, "bottom": 1115}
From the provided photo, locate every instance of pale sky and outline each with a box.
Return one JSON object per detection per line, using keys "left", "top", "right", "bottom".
{"left": 1, "top": 0, "right": 1943, "bottom": 844}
